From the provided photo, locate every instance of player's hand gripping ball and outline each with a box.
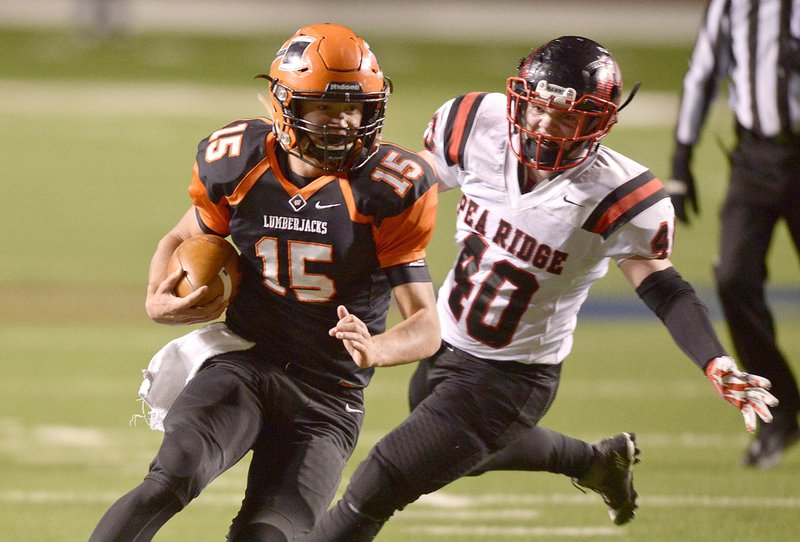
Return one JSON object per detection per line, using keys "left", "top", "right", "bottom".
{"left": 167, "top": 234, "right": 241, "bottom": 306}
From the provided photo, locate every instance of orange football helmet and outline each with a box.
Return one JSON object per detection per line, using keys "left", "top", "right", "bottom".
{"left": 261, "top": 23, "right": 390, "bottom": 172}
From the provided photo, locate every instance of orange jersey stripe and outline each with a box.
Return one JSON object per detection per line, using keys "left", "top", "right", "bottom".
{"left": 373, "top": 187, "right": 438, "bottom": 268}
{"left": 227, "top": 157, "right": 271, "bottom": 206}
{"left": 189, "top": 132, "right": 273, "bottom": 233}
{"left": 189, "top": 163, "right": 230, "bottom": 235}
{"left": 265, "top": 133, "right": 339, "bottom": 200}
{"left": 337, "top": 177, "right": 373, "bottom": 224}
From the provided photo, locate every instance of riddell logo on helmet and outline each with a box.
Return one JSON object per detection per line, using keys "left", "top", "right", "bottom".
{"left": 536, "top": 80, "right": 577, "bottom": 105}
{"left": 327, "top": 82, "right": 363, "bottom": 92}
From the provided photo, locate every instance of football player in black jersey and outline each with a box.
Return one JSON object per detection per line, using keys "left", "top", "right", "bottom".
{"left": 89, "top": 24, "right": 439, "bottom": 542}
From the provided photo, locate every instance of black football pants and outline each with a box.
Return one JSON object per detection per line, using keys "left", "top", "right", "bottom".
{"left": 90, "top": 351, "right": 362, "bottom": 542}
{"left": 300, "top": 343, "right": 595, "bottom": 541}
{"left": 715, "top": 130, "right": 800, "bottom": 421}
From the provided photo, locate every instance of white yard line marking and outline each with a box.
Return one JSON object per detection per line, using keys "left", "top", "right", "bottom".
{"left": 399, "top": 509, "right": 541, "bottom": 520}
{"left": 0, "top": 79, "right": 260, "bottom": 117}
{"left": 417, "top": 492, "right": 800, "bottom": 508}
{"left": 2, "top": 490, "right": 798, "bottom": 509}
{"left": 0, "top": 490, "right": 126, "bottom": 504}
{"left": 34, "top": 425, "right": 110, "bottom": 447}
{"left": 404, "top": 525, "right": 621, "bottom": 538}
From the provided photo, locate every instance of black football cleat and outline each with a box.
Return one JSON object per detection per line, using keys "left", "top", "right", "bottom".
{"left": 742, "top": 416, "right": 800, "bottom": 470}
{"left": 573, "top": 432, "right": 640, "bottom": 525}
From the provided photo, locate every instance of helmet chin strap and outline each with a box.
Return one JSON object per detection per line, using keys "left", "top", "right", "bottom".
{"left": 522, "top": 134, "right": 585, "bottom": 170}
{"left": 296, "top": 135, "right": 336, "bottom": 170}
{"left": 523, "top": 136, "right": 559, "bottom": 167}
{"left": 617, "top": 81, "right": 641, "bottom": 112}
{"left": 295, "top": 132, "right": 364, "bottom": 173}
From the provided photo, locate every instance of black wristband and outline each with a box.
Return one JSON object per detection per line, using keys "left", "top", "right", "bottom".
{"left": 384, "top": 259, "right": 431, "bottom": 287}
{"left": 635, "top": 267, "right": 727, "bottom": 370}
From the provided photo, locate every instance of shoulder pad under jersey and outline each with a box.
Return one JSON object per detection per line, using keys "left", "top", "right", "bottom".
{"left": 195, "top": 118, "right": 272, "bottom": 204}
{"left": 581, "top": 170, "right": 670, "bottom": 239}
{"left": 433, "top": 92, "right": 491, "bottom": 169}
{"left": 350, "top": 143, "right": 436, "bottom": 216}
{"left": 350, "top": 142, "right": 438, "bottom": 223}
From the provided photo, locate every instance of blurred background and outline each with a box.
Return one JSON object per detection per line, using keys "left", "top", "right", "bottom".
{"left": 1, "top": 1, "right": 798, "bottom": 541}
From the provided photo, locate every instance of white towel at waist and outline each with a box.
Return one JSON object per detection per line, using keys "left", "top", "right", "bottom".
{"left": 137, "top": 322, "right": 256, "bottom": 431}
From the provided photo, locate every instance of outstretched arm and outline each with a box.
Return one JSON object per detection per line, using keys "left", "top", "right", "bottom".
{"left": 330, "top": 281, "right": 440, "bottom": 369}
{"left": 618, "top": 257, "right": 777, "bottom": 432}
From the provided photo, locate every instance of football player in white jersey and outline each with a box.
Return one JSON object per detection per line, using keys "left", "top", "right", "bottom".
{"left": 301, "top": 36, "right": 778, "bottom": 540}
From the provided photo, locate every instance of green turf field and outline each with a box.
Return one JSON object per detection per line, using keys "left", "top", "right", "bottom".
{"left": 1, "top": 27, "right": 798, "bottom": 541}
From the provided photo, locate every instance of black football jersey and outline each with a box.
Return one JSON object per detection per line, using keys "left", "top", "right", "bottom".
{"left": 188, "top": 118, "right": 438, "bottom": 386}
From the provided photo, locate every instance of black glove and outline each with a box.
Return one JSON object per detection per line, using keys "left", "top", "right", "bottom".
{"left": 666, "top": 142, "right": 699, "bottom": 224}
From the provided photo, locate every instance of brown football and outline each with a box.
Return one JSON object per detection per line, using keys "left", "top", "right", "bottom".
{"left": 166, "top": 234, "right": 241, "bottom": 306}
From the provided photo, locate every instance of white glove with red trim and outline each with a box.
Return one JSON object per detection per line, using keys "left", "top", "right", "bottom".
{"left": 705, "top": 356, "right": 779, "bottom": 432}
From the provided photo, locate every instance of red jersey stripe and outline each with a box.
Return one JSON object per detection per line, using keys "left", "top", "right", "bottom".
{"left": 446, "top": 92, "right": 483, "bottom": 166}
{"left": 591, "top": 178, "right": 664, "bottom": 235}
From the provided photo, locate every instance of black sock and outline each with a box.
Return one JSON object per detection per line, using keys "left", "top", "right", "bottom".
{"left": 470, "top": 426, "right": 594, "bottom": 478}
{"left": 299, "top": 499, "right": 383, "bottom": 542}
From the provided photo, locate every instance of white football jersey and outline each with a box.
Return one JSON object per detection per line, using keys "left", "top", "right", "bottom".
{"left": 424, "top": 92, "right": 675, "bottom": 364}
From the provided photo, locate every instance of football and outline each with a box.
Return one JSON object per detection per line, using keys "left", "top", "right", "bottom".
{"left": 166, "top": 234, "right": 241, "bottom": 306}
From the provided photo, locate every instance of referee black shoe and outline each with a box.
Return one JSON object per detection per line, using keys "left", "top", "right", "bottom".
{"left": 742, "top": 415, "right": 800, "bottom": 470}
{"left": 573, "top": 432, "right": 640, "bottom": 525}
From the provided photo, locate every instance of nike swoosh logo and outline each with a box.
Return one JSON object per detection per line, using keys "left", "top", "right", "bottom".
{"left": 345, "top": 404, "right": 364, "bottom": 414}
{"left": 563, "top": 195, "right": 583, "bottom": 207}
{"left": 315, "top": 201, "right": 341, "bottom": 209}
